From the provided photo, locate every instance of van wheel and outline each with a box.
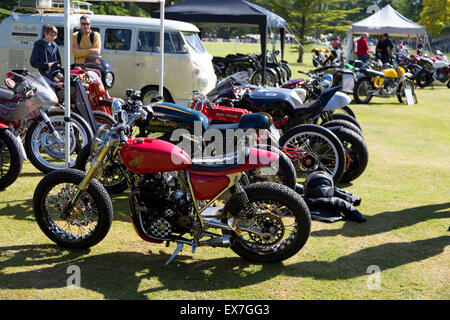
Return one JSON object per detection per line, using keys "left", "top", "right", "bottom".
{"left": 141, "top": 86, "right": 173, "bottom": 104}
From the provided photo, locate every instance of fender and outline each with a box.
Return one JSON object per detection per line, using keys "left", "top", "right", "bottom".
{"left": 323, "top": 91, "right": 352, "bottom": 112}
{"left": 0, "top": 125, "right": 27, "bottom": 160}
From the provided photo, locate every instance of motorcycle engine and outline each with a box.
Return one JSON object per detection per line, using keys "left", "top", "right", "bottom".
{"left": 135, "top": 173, "right": 194, "bottom": 239}
{"left": 381, "top": 79, "right": 398, "bottom": 96}
{"left": 436, "top": 69, "right": 446, "bottom": 81}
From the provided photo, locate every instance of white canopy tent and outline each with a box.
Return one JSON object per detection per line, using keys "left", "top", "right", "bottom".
{"left": 63, "top": 0, "right": 166, "bottom": 166}
{"left": 345, "top": 4, "right": 427, "bottom": 61}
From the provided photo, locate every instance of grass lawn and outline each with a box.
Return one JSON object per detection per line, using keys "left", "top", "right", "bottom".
{"left": 0, "top": 43, "right": 449, "bottom": 300}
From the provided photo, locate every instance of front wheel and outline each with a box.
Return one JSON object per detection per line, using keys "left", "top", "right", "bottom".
{"left": 33, "top": 168, "right": 113, "bottom": 249}
{"left": 279, "top": 125, "right": 346, "bottom": 184}
{"left": 397, "top": 80, "right": 416, "bottom": 104}
{"left": 0, "top": 129, "right": 23, "bottom": 190}
{"left": 222, "top": 182, "right": 311, "bottom": 263}
{"left": 25, "top": 111, "right": 94, "bottom": 173}
{"left": 353, "top": 77, "right": 374, "bottom": 104}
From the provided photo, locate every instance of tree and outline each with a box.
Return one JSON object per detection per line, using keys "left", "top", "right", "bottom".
{"left": 254, "top": 0, "right": 359, "bottom": 62}
{"left": 419, "top": 0, "right": 450, "bottom": 36}
{"left": 392, "top": 0, "right": 422, "bottom": 22}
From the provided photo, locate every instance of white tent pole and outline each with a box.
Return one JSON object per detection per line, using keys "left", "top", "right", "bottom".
{"left": 159, "top": 0, "right": 165, "bottom": 98}
{"left": 345, "top": 28, "right": 353, "bottom": 62}
{"left": 64, "top": 0, "right": 71, "bottom": 167}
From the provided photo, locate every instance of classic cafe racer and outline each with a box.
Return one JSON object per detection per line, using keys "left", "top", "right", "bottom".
{"left": 33, "top": 105, "right": 311, "bottom": 265}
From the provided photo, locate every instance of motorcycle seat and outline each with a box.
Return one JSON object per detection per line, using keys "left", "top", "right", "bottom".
{"left": 190, "top": 147, "right": 250, "bottom": 172}
{"left": 0, "top": 87, "right": 15, "bottom": 101}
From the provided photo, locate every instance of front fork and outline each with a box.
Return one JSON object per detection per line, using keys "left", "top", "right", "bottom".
{"left": 60, "top": 145, "right": 114, "bottom": 220}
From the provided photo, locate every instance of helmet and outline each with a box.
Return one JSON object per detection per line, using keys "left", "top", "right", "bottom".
{"left": 303, "top": 171, "right": 334, "bottom": 198}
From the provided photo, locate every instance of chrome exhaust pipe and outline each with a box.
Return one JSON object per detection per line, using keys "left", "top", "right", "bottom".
{"left": 200, "top": 235, "right": 233, "bottom": 248}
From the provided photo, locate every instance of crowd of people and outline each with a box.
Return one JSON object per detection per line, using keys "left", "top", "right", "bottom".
{"left": 354, "top": 32, "right": 425, "bottom": 64}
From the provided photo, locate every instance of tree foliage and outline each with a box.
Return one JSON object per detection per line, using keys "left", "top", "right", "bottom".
{"left": 419, "top": 0, "right": 450, "bottom": 36}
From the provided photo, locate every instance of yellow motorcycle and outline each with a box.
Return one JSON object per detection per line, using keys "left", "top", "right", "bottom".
{"left": 353, "top": 62, "right": 417, "bottom": 104}
{"left": 312, "top": 48, "right": 333, "bottom": 67}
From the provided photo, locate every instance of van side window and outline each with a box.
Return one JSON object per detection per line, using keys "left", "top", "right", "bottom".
{"left": 105, "top": 29, "right": 132, "bottom": 51}
{"left": 137, "top": 31, "right": 185, "bottom": 53}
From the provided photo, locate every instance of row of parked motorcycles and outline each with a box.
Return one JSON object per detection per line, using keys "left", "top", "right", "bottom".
{"left": 396, "top": 49, "right": 450, "bottom": 89}
{"left": 213, "top": 50, "right": 292, "bottom": 87}
{"left": 0, "top": 54, "right": 369, "bottom": 265}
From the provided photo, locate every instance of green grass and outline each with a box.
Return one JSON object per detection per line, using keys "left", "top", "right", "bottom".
{"left": 0, "top": 43, "right": 449, "bottom": 300}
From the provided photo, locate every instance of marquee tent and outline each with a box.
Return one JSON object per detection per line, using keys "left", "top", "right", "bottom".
{"left": 152, "top": 0, "right": 287, "bottom": 83}
{"left": 346, "top": 4, "right": 427, "bottom": 61}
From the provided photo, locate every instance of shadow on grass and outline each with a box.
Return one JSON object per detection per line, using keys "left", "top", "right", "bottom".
{"left": 0, "top": 234, "right": 448, "bottom": 299}
{"left": 0, "top": 198, "right": 34, "bottom": 221}
{"left": 311, "top": 202, "right": 450, "bottom": 238}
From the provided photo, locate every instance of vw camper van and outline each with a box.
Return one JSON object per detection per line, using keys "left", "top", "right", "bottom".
{"left": 0, "top": 8, "right": 217, "bottom": 106}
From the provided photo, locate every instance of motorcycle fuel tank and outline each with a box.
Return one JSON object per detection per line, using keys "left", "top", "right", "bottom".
{"left": 120, "top": 138, "right": 192, "bottom": 174}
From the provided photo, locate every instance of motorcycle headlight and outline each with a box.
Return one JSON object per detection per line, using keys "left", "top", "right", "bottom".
{"left": 105, "top": 72, "right": 114, "bottom": 88}
{"left": 117, "top": 110, "right": 129, "bottom": 124}
{"left": 91, "top": 124, "right": 111, "bottom": 156}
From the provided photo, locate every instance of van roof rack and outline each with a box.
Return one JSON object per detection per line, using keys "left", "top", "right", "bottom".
{"left": 13, "top": 1, "right": 94, "bottom": 17}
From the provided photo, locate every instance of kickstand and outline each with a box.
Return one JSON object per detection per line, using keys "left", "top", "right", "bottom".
{"left": 165, "top": 242, "right": 184, "bottom": 266}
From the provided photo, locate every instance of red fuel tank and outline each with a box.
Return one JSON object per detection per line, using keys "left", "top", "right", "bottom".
{"left": 120, "top": 138, "right": 191, "bottom": 174}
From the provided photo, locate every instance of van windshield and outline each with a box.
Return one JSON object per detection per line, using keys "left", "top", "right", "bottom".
{"left": 183, "top": 32, "right": 205, "bottom": 54}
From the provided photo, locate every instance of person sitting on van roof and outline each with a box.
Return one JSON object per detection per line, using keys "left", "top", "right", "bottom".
{"left": 30, "top": 24, "right": 61, "bottom": 79}
{"left": 72, "top": 15, "right": 101, "bottom": 65}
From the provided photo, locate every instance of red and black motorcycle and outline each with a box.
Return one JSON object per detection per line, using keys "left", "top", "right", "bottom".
{"left": 0, "top": 122, "right": 23, "bottom": 190}
{"left": 33, "top": 106, "right": 311, "bottom": 264}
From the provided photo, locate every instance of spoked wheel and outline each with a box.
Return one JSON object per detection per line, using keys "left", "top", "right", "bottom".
{"left": 353, "top": 77, "right": 374, "bottom": 104}
{"left": 0, "top": 129, "right": 23, "bottom": 190}
{"left": 246, "top": 145, "right": 297, "bottom": 190}
{"left": 250, "top": 69, "right": 278, "bottom": 87}
{"left": 279, "top": 125, "right": 345, "bottom": 184}
{"left": 33, "top": 169, "right": 113, "bottom": 248}
{"left": 222, "top": 182, "right": 311, "bottom": 263}
{"left": 329, "top": 127, "right": 368, "bottom": 183}
{"left": 75, "top": 141, "right": 128, "bottom": 194}
{"left": 397, "top": 80, "right": 416, "bottom": 104}
{"left": 25, "top": 111, "right": 93, "bottom": 173}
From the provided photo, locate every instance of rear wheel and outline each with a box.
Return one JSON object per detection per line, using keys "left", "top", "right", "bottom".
{"left": 222, "top": 182, "right": 311, "bottom": 263}
{"left": 326, "top": 113, "right": 362, "bottom": 132}
{"left": 322, "top": 119, "right": 363, "bottom": 139}
{"left": 75, "top": 141, "right": 128, "bottom": 194}
{"left": 250, "top": 69, "right": 278, "bottom": 87}
{"left": 329, "top": 127, "right": 368, "bottom": 183}
{"left": 247, "top": 145, "right": 297, "bottom": 190}
{"left": 279, "top": 125, "right": 345, "bottom": 184}
{"left": 0, "top": 129, "right": 23, "bottom": 190}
